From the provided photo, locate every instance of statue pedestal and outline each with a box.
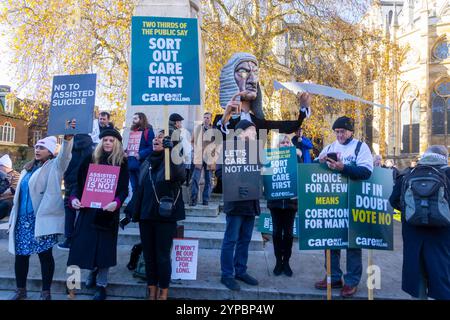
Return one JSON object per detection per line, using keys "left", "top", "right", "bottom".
{"left": 123, "top": 0, "right": 204, "bottom": 144}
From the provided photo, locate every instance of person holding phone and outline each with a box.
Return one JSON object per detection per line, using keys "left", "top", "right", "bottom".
{"left": 67, "top": 128, "right": 129, "bottom": 300}
{"left": 315, "top": 116, "right": 373, "bottom": 298}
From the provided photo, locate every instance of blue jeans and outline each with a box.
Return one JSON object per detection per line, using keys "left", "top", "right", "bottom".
{"left": 325, "top": 249, "right": 362, "bottom": 287}
{"left": 221, "top": 215, "right": 255, "bottom": 278}
{"left": 191, "top": 164, "right": 212, "bottom": 204}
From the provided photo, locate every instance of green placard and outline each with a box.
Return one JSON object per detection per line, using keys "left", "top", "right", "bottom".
{"left": 258, "top": 212, "right": 299, "bottom": 237}
{"left": 348, "top": 167, "right": 394, "bottom": 250}
{"left": 297, "top": 164, "right": 349, "bottom": 250}
{"left": 262, "top": 147, "right": 298, "bottom": 200}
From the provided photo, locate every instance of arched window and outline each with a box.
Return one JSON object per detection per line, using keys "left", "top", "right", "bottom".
{"left": 0, "top": 122, "right": 16, "bottom": 143}
{"left": 400, "top": 87, "right": 420, "bottom": 154}
{"left": 434, "top": 41, "right": 450, "bottom": 60}
{"left": 431, "top": 80, "right": 450, "bottom": 137}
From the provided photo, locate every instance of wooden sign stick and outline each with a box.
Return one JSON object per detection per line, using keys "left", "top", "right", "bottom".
{"left": 164, "top": 105, "right": 170, "bottom": 181}
{"left": 326, "top": 249, "right": 332, "bottom": 300}
{"left": 368, "top": 249, "right": 374, "bottom": 300}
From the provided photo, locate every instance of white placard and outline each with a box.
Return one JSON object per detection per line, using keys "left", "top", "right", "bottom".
{"left": 171, "top": 239, "right": 199, "bottom": 280}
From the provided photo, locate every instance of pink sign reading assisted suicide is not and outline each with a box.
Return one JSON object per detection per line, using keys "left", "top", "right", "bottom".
{"left": 81, "top": 164, "right": 120, "bottom": 209}
{"left": 127, "top": 131, "right": 142, "bottom": 157}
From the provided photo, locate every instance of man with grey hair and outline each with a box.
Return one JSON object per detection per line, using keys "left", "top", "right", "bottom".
{"left": 389, "top": 145, "right": 450, "bottom": 300}
{"left": 215, "top": 52, "right": 312, "bottom": 291}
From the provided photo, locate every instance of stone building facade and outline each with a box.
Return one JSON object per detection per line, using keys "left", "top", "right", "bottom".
{"left": 365, "top": 0, "right": 450, "bottom": 167}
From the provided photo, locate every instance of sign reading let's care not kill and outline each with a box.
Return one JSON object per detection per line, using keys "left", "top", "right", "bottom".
{"left": 131, "top": 16, "right": 200, "bottom": 105}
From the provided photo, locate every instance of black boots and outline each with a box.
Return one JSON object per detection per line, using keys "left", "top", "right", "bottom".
{"left": 40, "top": 290, "right": 51, "bottom": 300}
{"left": 283, "top": 260, "right": 293, "bottom": 277}
{"left": 273, "top": 259, "right": 283, "bottom": 276}
{"left": 273, "top": 257, "right": 293, "bottom": 277}
{"left": 127, "top": 243, "right": 143, "bottom": 271}
{"left": 10, "top": 288, "right": 27, "bottom": 300}
{"left": 93, "top": 286, "right": 107, "bottom": 300}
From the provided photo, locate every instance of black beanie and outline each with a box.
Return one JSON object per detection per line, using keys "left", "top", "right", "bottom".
{"left": 99, "top": 128, "right": 122, "bottom": 142}
{"left": 235, "top": 120, "right": 256, "bottom": 131}
{"left": 332, "top": 116, "right": 354, "bottom": 132}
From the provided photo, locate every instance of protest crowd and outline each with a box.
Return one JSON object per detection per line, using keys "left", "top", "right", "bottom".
{"left": 1, "top": 52, "right": 450, "bottom": 302}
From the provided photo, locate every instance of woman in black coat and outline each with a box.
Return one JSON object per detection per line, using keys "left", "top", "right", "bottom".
{"left": 267, "top": 135, "right": 300, "bottom": 278}
{"left": 125, "top": 130, "right": 186, "bottom": 300}
{"left": 389, "top": 145, "right": 450, "bottom": 300}
{"left": 67, "top": 129, "right": 129, "bottom": 300}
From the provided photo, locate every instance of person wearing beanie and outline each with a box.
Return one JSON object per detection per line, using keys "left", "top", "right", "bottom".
{"left": 389, "top": 145, "right": 450, "bottom": 300}
{"left": 0, "top": 154, "right": 20, "bottom": 220}
{"left": 67, "top": 128, "right": 129, "bottom": 300}
{"left": 314, "top": 116, "right": 373, "bottom": 298}
{"left": 8, "top": 131, "right": 75, "bottom": 301}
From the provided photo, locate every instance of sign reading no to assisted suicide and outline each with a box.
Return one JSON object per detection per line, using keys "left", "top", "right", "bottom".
{"left": 131, "top": 16, "right": 200, "bottom": 105}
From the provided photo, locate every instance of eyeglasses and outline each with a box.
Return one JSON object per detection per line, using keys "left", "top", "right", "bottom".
{"left": 334, "top": 129, "right": 347, "bottom": 135}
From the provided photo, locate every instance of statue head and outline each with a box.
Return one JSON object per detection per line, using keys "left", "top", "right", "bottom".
{"left": 219, "top": 52, "right": 264, "bottom": 119}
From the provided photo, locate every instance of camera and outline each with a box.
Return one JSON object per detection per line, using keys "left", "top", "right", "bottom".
{"left": 119, "top": 217, "right": 131, "bottom": 230}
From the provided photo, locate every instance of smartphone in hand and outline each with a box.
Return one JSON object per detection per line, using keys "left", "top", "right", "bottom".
{"left": 326, "top": 152, "right": 338, "bottom": 162}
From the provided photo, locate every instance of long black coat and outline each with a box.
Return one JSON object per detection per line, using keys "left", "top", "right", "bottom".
{"left": 67, "top": 154, "right": 129, "bottom": 269}
{"left": 389, "top": 166, "right": 450, "bottom": 299}
{"left": 125, "top": 152, "right": 186, "bottom": 223}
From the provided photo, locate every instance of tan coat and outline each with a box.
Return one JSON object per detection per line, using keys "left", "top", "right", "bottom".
{"left": 8, "top": 139, "right": 73, "bottom": 254}
{"left": 191, "top": 124, "right": 218, "bottom": 171}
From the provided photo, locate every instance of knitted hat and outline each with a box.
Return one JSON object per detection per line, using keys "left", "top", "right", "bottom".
{"left": 35, "top": 136, "right": 57, "bottom": 155}
{"left": 0, "top": 154, "right": 12, "bottom": 168}
{"left": 332, "top": 116, "right": 354, "bottom": 132}
{"left": 99, "top": 128, "right": 122, "bottom": 143}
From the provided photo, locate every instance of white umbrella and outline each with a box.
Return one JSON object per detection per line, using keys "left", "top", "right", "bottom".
{"left": 274, "top": 81, "right": 389, "bottom": 110}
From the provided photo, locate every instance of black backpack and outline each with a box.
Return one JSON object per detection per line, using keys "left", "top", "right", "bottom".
{"left": 401, "top": 165, "right": 450, "bottom": 227}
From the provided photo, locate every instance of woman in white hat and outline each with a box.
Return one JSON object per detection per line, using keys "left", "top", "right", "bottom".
{"left": 8, "top": 133, "right": 74, "bottom": 300}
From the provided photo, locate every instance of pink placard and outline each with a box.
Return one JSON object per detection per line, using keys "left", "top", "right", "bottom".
{"left": 127, "top": 131, "right": 142, "bottom": 157}
{"left": 81, "top": 164, "right": 121, "bottom": 209}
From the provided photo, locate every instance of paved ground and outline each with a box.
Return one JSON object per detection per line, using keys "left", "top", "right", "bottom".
{"left": 0, "top": 219, "right": 408, "bottom": 300}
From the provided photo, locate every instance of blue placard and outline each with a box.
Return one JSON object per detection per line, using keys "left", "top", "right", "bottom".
{"left": 262, "top": 147, "right": 298, "bottom": 200}
{"left": 131, "top": 16, "right": 200, "bottom": 105}
{"left": 48, "top": 74, "right": 96, "bottom": 135}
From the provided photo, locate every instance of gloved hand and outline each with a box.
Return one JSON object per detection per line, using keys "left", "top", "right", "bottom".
{"left": 163, "top": 136, "right": 173, "bottom": 149}
{"left": 238, "top": 186, "right": 249, "bottom": 198}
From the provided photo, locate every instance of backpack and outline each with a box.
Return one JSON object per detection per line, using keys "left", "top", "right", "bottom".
{"left": 401, "top": 165, "right": 450, "bottom": 227}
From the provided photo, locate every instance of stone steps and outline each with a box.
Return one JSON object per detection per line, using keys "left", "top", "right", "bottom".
{"left": 185, "top": 204, "right": 219, "bottom": 217}
{"left": 0, "top": 221, "right": 410, "bottom": 300}
{"left": 118, "top": 228, "right": 264, "bottom": 251}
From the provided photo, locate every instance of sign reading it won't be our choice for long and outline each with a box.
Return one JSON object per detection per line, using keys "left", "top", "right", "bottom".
{"left": 131, "top": 16, "right": 200, "bottom": 106}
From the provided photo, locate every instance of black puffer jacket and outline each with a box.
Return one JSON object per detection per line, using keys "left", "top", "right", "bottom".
{"left": 126, "top": 151, "right": 186, "bottom": 222}
{"left": 267, "top": 198, "right": 298, "bottom": 211}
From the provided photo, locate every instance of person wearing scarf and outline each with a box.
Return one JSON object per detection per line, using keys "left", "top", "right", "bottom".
{"left": 67, "top": 128, "right": 129, "bottom": 300}
{"left": 125, "top": 130, "right": 186, "bottom": 300}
